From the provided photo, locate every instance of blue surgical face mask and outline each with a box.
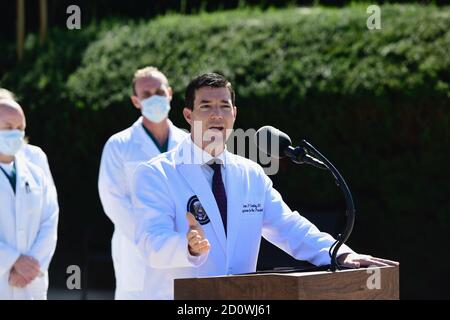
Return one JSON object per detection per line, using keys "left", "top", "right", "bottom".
{"left": 141, "top": 95, "right": 171, "bottom": 123}
{"left": 0, "top": 129, "right": 25, "bottom": 156}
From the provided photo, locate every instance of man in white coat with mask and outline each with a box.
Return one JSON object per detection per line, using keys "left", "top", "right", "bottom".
{"left": 0, "top": 97, "right": 59, "bottom": 300}
{"left": 98, "top": 67, "right": 188, "bottom": 299}
{"left": 0, "top": 90, "right": 55, "bottom": 185}
{"left": 131, "top": 73, "right": 399, "bottom": 300}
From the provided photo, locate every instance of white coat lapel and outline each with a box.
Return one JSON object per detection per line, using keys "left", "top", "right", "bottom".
{"left": 13, "top": 153, "right": 36, "bottom": 252}
{"left": 223, "top": 152, "right": 244, "bottom": 261}
{"left": 167, "top": 121, "right": 186, "bottom": 151}
{"left": 177, "top": 163, "right": 227, "bottom": 254}
{"left": 132, "top": 118, "right": 160, "bottom": 158}
{"left": 14, "top": 152, "right": 29, "bottom": 199}
{"left": 175, "top": 139, "right": 227, "bottom": 254}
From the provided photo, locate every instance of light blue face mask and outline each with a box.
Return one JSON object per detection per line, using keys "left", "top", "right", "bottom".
{"left": 141, "top": 95, "right": 171, "bottom": 123}
{"left": 0, "top": 129, "right": 25, "bottom": 156}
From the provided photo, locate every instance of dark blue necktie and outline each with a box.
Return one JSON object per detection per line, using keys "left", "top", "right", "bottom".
{"left": 209, "top": 162, "right": 227, "bottom": 235}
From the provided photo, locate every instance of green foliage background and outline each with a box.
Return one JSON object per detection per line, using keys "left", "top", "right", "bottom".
{"left": 1, "top": 4, "right": 449, "bottom": 298}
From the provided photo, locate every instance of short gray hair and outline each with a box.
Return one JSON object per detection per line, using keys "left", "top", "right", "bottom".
{"left": 0, "top": 88, "right": 16, "bottom": 101}
{"left": 132, "top": 66, "right": 169, "bottom": 95}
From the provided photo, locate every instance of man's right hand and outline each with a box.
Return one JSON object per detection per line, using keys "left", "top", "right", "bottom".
{"left": 12, "top": 255, "right": 41, "bottom": 283}
{"left": 186, "top": 212, "right": 211, "bottom": 256}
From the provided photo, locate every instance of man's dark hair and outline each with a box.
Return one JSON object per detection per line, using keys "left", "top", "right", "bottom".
{"left": 184, "top": 73, "right": 235, "bottom": 110}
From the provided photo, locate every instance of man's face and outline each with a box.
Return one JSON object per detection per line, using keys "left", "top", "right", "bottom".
{"left": 183, "top": 86, "right": 236, "bottom": 153}
{"left": 0, "top": 101, "right": 26, "bottom": 132}
{"left": 131, "top": 76, "right": 172, "bottom": 109}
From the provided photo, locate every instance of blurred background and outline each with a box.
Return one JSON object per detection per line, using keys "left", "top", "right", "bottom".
{"left": 0, "top": 0, "right": 449, "bottom": 299}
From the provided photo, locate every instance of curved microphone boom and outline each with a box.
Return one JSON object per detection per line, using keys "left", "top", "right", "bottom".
{"left": 254, "top": 126, "right": 356, "bottom": 272}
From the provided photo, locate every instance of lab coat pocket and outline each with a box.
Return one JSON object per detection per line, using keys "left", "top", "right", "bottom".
{"left": 240, "top": 214, "right": 263, "bottom": 230}
{"left": 239, "top": 204, "right": 264, "bottom": 237}
{"left": 25, "top": 185, "right": 44, "bottom": 215}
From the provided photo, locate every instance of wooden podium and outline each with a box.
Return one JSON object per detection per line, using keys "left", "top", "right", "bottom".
{"left": 174, "top": 266, "right": 399, "bottom": 300}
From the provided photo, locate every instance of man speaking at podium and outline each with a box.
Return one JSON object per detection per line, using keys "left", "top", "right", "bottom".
{"left": 131, "top": 73, "right": 398, "bottom": 300}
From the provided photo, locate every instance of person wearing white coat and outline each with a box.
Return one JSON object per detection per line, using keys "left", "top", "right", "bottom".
{"left": 131, "top": 73, "right": 399, "bottom": 300}
{"left": 98, "top": 67, "right": 188, "bottom": 299}
{"left": 0, "top": 98, "right": 58, "bottom": 300}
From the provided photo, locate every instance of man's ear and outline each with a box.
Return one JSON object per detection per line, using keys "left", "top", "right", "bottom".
{"left": 183, "top": 107, "right": 192, "bottom": 125}
{"left": 233, "top": 105, "right": 237, "bottom": 119}
{"left": 131, "top": 96, "right": 141, "bottom": 110}
{"left": 167, "top": 87, "right": 173, "bottom": 102}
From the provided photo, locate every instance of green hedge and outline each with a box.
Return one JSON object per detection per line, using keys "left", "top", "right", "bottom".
{"left": 1, "top": 5, "right": 449, "bottom": 298}
{"left": 68, "top": 5, "right": 449, "bottom": 109}
{"left": 66, "top": 4, "right": 450, "bottom": 223}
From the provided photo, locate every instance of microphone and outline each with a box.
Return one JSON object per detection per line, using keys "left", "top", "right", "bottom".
{"left": 255, "top": 126, "right": 327, "bottom": 170}
{"left": 254, "top": 125, "right": 356, "bottom": 272}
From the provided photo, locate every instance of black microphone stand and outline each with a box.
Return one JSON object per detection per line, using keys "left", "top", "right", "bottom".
{"left": 285, "top": 140, "right": 355, "bottom": 272}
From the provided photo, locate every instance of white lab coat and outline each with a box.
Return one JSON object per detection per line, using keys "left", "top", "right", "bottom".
{"left": 98, "top": 117, "right": 188, "bottom": 299}
{"left": 131, "top": 137, "right": 355, "bottom": 299}
{"left": 20, "top": 145, "right": 56, "bottom": 187}
{"left": 0, "top": 145, "right": 59, "bottom": 300}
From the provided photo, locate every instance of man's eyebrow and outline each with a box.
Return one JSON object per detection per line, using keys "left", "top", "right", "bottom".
{"left": 142, "top": 87, "right": 163, "bottom": 94}
{"left": 199, "top": 99, "right": 231, "bottom": 104}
